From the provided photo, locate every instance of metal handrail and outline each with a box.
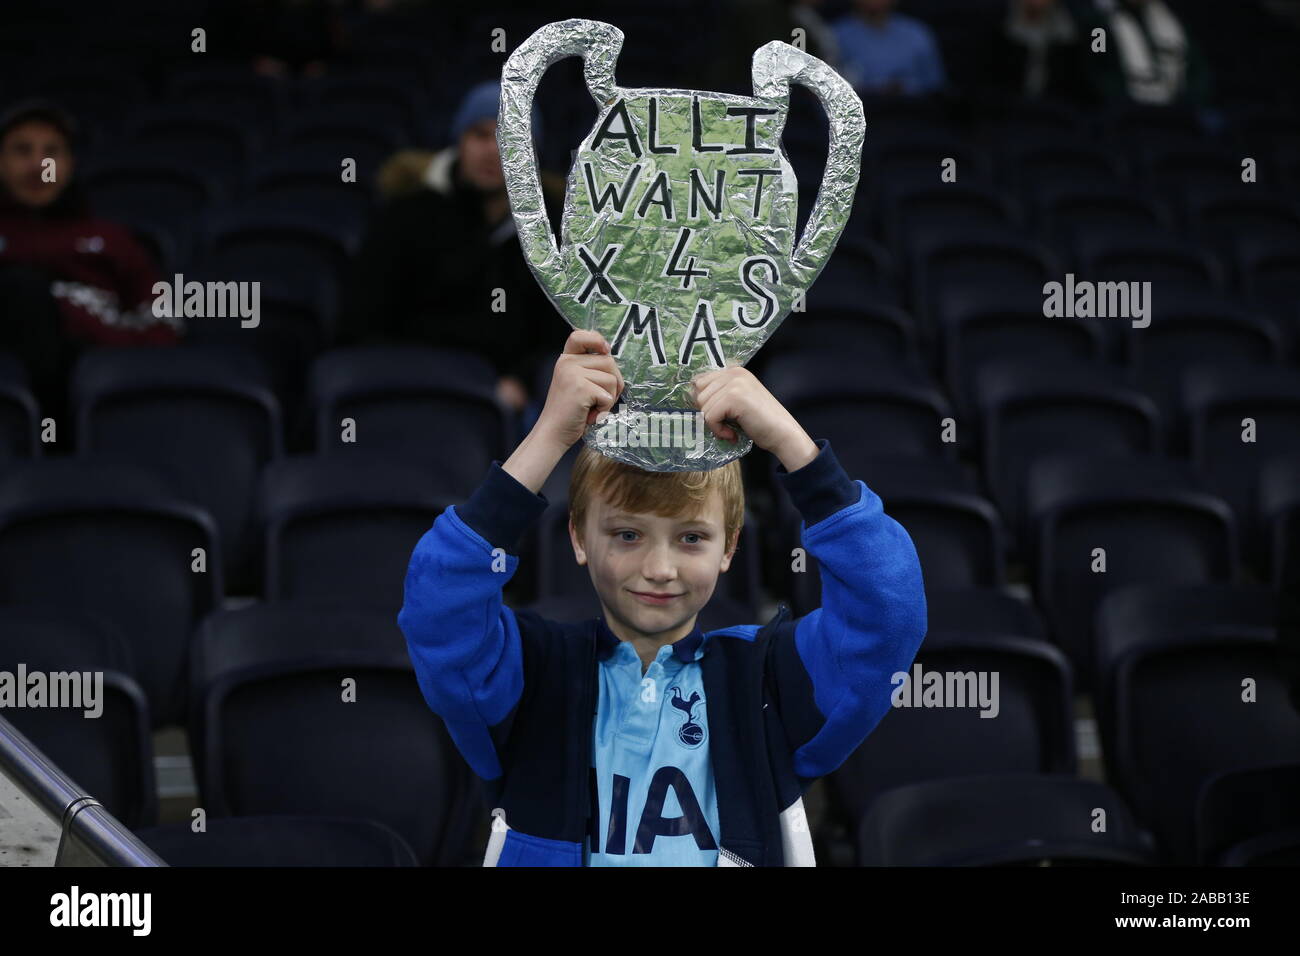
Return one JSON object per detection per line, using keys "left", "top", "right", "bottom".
{"left": 0, "top": 713, "right": 165, "bottom": 867}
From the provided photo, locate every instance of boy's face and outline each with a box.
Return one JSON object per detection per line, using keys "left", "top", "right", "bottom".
{"left": 570, "top": 487, "right": 737, "bottom": 644}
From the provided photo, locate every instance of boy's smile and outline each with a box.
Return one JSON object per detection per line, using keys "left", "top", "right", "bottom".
{"left": 570, "top": 488, "right": 737, "bottom": 653}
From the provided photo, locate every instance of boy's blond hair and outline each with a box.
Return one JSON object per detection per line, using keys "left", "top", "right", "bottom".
{"left": 568, "top": 445, "right": 745, "bottom": 552}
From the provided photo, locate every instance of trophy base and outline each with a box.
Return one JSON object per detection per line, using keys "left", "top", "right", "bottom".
{"left": 583, "top": 403, "right": 753, "bottom": 471}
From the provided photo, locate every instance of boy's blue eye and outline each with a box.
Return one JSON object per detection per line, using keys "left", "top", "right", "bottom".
{"left": 614, "top": 530, "right": 704, "bottom": 544}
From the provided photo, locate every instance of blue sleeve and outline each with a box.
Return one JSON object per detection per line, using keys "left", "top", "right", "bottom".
{"left": 397, "top": 460, "right": 549, "bottom": 780}
{"left": 766, "top": 439, "right": 929, "bottom": 781}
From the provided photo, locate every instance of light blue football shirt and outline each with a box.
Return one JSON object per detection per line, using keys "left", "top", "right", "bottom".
{"left": 586, "top": 622, "right": 719, "bottom": 866}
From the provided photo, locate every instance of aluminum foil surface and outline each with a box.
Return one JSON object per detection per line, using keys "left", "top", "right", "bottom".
{"left": 499, "top": 18, "right": 864, "bottom": 471}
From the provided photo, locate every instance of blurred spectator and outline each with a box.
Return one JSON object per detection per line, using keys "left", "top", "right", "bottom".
{"left": 706, "top": 0, "right": 841, "bottom": 94}
{"left": 338, "top": 81, "right": 565, "bottom": 415}
{"left": 831, "top": 0, "right": 947, "bottom": 95}
{"left": 1082, "top": 0, "right": 1212, "bottom": 105}
{"left": 206, "top": 0, "right": 344, "bottom": 78}
{"left": 0, "top": 100, "right": 178, "bottom": 418}
{"left": 987, "top": 0, "right": 1089, "bottom": 102}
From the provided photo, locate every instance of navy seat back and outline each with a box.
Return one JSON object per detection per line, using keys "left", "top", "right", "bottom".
{"left": 0, "top": 606, "right": 155, "bottom": 828}
{"left": 0, "top": 460, "right": 220, "bottom": 726}
{"left": 827, "top": 632, "right": 1075, "bottom": 831}
{"left": 191, "top": 601, "right": 482, "bottom": 866}
{"left": 73, "top": 347, "right": 283, "bottom": 595}
{"left": 260, "top": 458, "right": 453, "bottom": 608}
{"left": 1026, "top": 455, "right": 1237, "bottom": 686}
{"left": 0, "top": 352, "right": 38, "bottom": 467}
{"left": 1196, "top": 763, "right": 1300, "bottom": 866}
{"left": 1112, "top": 634, "right": 1300, "bottom": 863}
{"left": 310, "top": 346, "right": 509, "bottom": 496}
{"left": 135, "top": 815, "right": 420, "bottom": 867}
{"left": 857, "top": 773, "right": 1156, "bottom": 866}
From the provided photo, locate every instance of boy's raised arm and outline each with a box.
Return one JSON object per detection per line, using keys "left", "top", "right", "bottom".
{"left": 766, "top": 439, "right": 928, "bottom": 783}
{"left": 690, "top": 366, "right": 928, "bottom": 784}
{"left": 397, "top": 330, "right": 625, "bottom": 780}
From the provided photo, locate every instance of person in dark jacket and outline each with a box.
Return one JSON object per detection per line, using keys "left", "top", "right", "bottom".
{"left": 338, "top": 81, "right": 568, "bottom": 416}
{"left": 0, "top": 100, "right": 179, "bottom": 421}
{"left": 1079, "top": 0, "right": 1213, "bottom": 106}
{"left": 985, "top": 0, "right": 1090, "bottom": 103}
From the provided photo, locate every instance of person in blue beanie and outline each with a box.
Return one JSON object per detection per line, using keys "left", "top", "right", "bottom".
{"left": 340, "top": 80, "right": 564, "bottom": 420}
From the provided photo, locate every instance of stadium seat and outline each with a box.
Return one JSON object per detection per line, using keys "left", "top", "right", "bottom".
{"left": 1136, "top": 142, "right": 1247, "bottom": 203}
{"left": 774, "top": 457, "right": 1005, "bottom": 609}
{"left": 180, "top": 277, "right": 337, "bottom": 412}
{"left": 973, "top": 98, "right": 1083, "bottom": 147}
{"left": 81, "top": 160, "right": 217, "bottom": 265}
{"left": 0, "top": 352, "right": 39, "bottom": 467}
{"left": 1092, "top": 583, "right": 1278, "bottom": 761}
{"left": 198, "top": 208, "right": 355, "bottom": 306}
{"left": 1024, "top": 454, "right": 1237, "bottom": 687}
{"left": 259, "top": 457, "right": 454, "bottom": 608}
{"left": 976, "top": 359, "right": 1161, "bottom": 545}
{"left": 0, "top": 605, "right": 155, "bottom": 828}
{"left": 800, "top": 236, "right": 902, "bottom": 310}
{"left": 880, "top": 182, "right": 1022, "bottom": 256}
{"left": 122, "top": 106, "right": 255, "bottom": 190}
{"left": 924, "top": 587, "right": 1048, "bottom": 641}
{"left": 1034, "top": 185, "right": 1171, "bottom": 259}
{"left": 135, "top": 816, "right": 420, "bottom": 867}
{"left": 1237, "top": 240, "right": 1300, "bottom": 332}
{"left": 1196, "top": 763, "right": 1300, "bottom": 866}
{"left": 1001, "top": 140, "right": 1128, "bottom": 200}
{"left": 1076, "top": 233, "right": 1226, "bottom": 306}
{"left": 1183, "top": 364, "right": 1300, "bottom": 567}
{"left": 248, "top": 150, "right": 375, "bottom": 239}
{"left": 1130, "top": 301, "right": 1283, "bottom": 448}
{"left": 72, "top": 347, "right": 283, "bottom": 595}
{"left": 298, "top": 72, "right": 430, "bottom": 142}
{"left": 1259, "top": 453, "right": 1300, "bottom": 588}
{"left": 939, "top": 300, "right": 1107, "bottom": 418}
{"left": 761, "top": 353, "right": 956, "bottom": 462}
{"left": 857, "top": 773, "right": 1156, "bottom": 866}
{"left": 308, "top": 346, "right": 510, "bottom": 495}
{"left": 761, "top": 308, "right": 922, "bottom": 374}
{"left": 1109, "top": 632, "right": 1300, "bottom": 863}
{"left": 909, "top": 229, "right": 1060, "bottom": 342}
{"left": 281, "top": 107, "right": 405, "bottom": 174}
{"left": 0, "top": 460, "right": 220, "bottom": 726}
{"left": 190, "top": 600, "right": 482, "bottom": 867}
{"left": 1185, "top": 190, "right": 1300, "bottom": 274}
{"left": 827, "top": 631, "right": 1076, "bottom": 842}
{"left": 165, "top": 66, "right": 288, "bottom": 137}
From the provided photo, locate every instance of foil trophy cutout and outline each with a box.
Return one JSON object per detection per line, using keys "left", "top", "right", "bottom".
{"left": 499, "top": 19, "right": 863, "bottom": 471}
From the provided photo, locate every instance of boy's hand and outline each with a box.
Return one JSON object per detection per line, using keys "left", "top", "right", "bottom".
{"left": 691, "top": 366, "right": 819, "bottom": 472}
{"left": 534, "top": 329, "right": 626, "bottom": 450}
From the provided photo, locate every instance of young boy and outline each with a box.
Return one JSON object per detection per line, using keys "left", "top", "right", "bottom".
{"left": 398, "top": 329, "right": 928, "bottom": 866}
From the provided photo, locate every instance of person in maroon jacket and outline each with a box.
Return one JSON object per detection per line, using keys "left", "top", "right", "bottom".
{"left": 0, "top": 100, "right": 180, "bottom": 418}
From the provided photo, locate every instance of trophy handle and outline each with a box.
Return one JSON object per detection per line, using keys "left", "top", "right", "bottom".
{"left": 750, "top": 42, "right": 864, "bottom": 287}
{"left": 499, "top": 19, "right": 624, "bottom": 283}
